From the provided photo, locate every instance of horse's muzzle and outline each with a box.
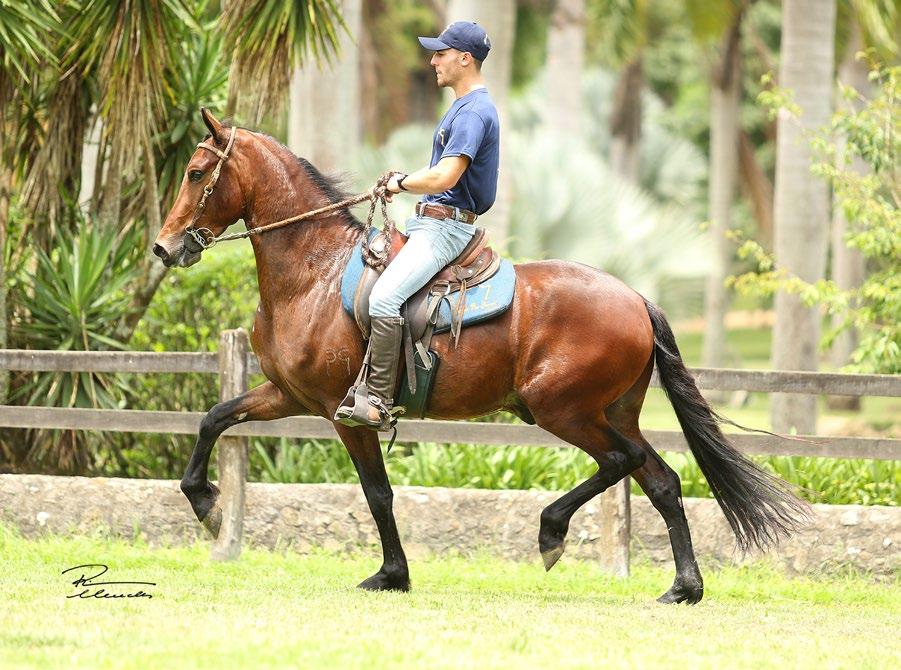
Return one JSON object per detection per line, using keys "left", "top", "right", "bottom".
{"left": 153, "top": 242, "right": 201, "bottom": 268}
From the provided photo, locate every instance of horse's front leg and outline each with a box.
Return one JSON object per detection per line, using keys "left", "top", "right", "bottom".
{"left": 181, "top": 380, "right": 303, "bottom": 537}
{"left": 334, "top": 423, "right": 410, "bottom": 591}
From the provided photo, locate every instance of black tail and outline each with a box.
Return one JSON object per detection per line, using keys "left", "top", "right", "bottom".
{"left": 643, "top": 298, "right": 810, "bottom": 552}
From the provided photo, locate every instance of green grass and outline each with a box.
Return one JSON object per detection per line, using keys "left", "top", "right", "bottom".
{"left": 1, "top": 526, "right": 899, "bottom": 670}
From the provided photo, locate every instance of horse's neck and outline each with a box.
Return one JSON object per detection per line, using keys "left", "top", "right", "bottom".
{"left": 249, "top": 219, "right": 358, "bottom": 307}
{"left": 242, "top": 150, "right": 360, "bottom": 310}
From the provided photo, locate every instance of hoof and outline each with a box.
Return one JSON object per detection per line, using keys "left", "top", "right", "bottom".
{"left": 538, "top": 509, "right": 568, "bottom": 572}
{"left": 541, "top": 544, "right": 565, "bottom": 572}
{"left": 656, "top": 580, "right": 704, "bottom": 605}
{"left": 200, "top": 502, "right": 222, "bottom": 539}
{"left": 187, "top": 482, "right": 221, "bottom": 539}
{"left": 357, "top": 569, "right": 410, "bottom": 592}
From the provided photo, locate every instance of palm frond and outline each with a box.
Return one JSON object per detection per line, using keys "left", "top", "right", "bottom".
{"left": 220, "top": 0, "right": 348, "bottom": 123}
{"left": 0, "top": 0, "right": 60, "bottom": 84}
{"left": 62, "top": 0, "right": 198, "bottom": 172}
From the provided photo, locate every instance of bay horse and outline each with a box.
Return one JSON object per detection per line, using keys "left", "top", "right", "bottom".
{"left": 153, "top": 108, "right": 807, "bottom": 603}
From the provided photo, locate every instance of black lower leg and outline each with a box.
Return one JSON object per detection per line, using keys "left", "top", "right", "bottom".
{"left": 633, "top": 450, "right": 704, "bottom": 604}
{"left": 345, "top": 436, "right": 409, "bottom": 591}
{"left": 180, "top": 397, "right": 245, "bottom": 535}
{"left": 539, "top": 432, "right": 645, "bottom": 570}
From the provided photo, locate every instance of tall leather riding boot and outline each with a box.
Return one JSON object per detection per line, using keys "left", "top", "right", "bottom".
{"left": 334, "top": 316, "right": 404, "bottom": 430}
{"left": 367, "top": 315, "right": 405, "bottom": 409}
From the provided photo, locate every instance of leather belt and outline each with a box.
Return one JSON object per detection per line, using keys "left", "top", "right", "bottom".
{"left": 415, "top": 202, "right": 477, "bottom": 225}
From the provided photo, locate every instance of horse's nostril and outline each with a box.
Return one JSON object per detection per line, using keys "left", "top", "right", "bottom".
{"left": 152, "top": 244, "right": 169, "bottom": 261}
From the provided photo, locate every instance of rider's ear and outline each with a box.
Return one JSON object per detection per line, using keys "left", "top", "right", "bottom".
{"left": 200, "top": 107, "right": 223, "bottom": 144}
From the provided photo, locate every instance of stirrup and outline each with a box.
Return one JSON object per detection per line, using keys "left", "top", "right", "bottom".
{"left": 334, "top": 383, "right": 373, "bottom": 426}
{"left": 334, "top": 386, "right": 402, "bottom": 432}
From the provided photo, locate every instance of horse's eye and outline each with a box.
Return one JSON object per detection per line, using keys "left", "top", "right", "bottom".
{"left": 188, "top": 170, "right": 204, "bottom": 183}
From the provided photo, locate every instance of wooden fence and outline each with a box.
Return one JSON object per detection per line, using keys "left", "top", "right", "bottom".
{"left": 1, "top": 331, "right": 899, "bottom": 570}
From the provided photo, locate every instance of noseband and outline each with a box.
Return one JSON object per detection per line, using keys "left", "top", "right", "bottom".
{"left": 183, "top": 125, "right": 238, "bottom": 253}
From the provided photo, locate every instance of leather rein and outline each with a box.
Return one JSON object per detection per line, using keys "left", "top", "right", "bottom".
{"left": 183, "top": 126, "right": 395, "bottom": 267}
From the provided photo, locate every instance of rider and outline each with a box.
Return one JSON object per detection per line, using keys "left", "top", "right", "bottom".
{"left": 335, "top": 21, "right": 500, "bottom": 430}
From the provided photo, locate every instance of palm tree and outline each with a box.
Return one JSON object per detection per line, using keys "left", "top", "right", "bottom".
{"left": 63, "top": 0, "right": 197, "bottom": 228}
{"left": 700, "top": 1, "right": 745, "bottom": 371}
{"left": 771, "top": 0, "right": 837, "bottom": 434}
{"left": 288, "top": 0, "right": 362, "bottom": 172}
{"left": 220, "top": 0, "right": 346, "bottom": 124}
{"left": 546, "top": 0, "right": 586, "bottom": 138}
{"left": 0, "top": 0, "right": 61, "bottom": 399}
{"left": 595, "top": 0, "right": 648, "bottom": 184}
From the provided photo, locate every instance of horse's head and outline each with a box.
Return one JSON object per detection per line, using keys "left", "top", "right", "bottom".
{"left": 153, "top": 108, "right": 246, "bottom": 267}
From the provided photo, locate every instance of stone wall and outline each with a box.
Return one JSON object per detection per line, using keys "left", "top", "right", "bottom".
{"left": 1, "top": 474, "right": 897, "bottom": 575}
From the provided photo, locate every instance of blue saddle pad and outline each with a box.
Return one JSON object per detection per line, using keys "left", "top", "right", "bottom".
{"left": 340, "top": 237, "right": 515, "bottom": 335}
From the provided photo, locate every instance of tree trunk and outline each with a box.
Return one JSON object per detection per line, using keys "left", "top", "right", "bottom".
{"left": 738, "top": 129, "right": 774, "bottom": 247}
{"left": 702, "top": 11, "right": 743, "bottom": 371}
{"left": 771, "top": 0, "right": 836, "bottom": 434}
{"left": 288, "top": 0, "right": 362, "bottom": 172}
{"left": 445, "top": 0, "right": 516, "bottom": 248}
{"left": 546, "top": 0, "right": 585, "bottom": 138}
{"left": 826, "top": 18, "right": 868, "bottom": 411}
{"left": 0, "top": 122, "right": 9, "bottom": 405}
{"left": 609, "top": 56, "right": 643, "bottom": 184}
{"left": 0, "top": 72, "right": 14, "bottom": 406}
{"left": 115, "top": 136, "right": 168, "bottom": 343}
{"left": 99, "top": 138, "right": 123, "bottom": 229}
{"left": 79, "top": 109, "right": 102, "bottom": 214}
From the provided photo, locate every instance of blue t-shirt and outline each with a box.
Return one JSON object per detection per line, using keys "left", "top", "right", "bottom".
{"left": 422, "top": 88, "right": 499, "bottom": 215}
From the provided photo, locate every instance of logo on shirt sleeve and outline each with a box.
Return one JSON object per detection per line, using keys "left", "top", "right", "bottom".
{"left": 438, "top": 128, "right": 446, "bottom": 146}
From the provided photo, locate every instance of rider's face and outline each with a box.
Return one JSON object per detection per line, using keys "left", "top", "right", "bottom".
{"left": 429, "top": 48, "right": 470, "bottom": 88}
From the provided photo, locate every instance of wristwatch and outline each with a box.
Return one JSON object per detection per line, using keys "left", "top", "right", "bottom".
{"left": 397, "top": 174, "right": 409, "bottom": 192}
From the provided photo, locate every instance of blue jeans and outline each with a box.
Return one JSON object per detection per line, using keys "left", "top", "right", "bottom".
{"left": 368, "top": 215, "right": 476, "bottom": 319}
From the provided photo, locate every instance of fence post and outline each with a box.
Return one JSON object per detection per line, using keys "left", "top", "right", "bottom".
{"left": 210, "top": 329, "right": 249, "bottom": 561}
{"left": 598, "top": 476, "right": 630, "bottom": 577}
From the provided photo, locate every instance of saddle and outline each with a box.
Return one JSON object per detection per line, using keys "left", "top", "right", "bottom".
{"left": 354, "top": 226, "right": 499, "bottom": 342}
{"left": 340, "top": 226, "right": 516, "bottom": 416}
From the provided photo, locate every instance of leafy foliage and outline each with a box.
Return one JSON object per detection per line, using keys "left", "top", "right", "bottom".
{"left": 0, "top": 0, "right": 60, "bottom": 83}
{"left": 248, "top": 438, "right": 897, "bottom": 506}
{"left": 734, "top": 59, "right": 900, "bottom": 373}
{"left": 62, "top": 0, "right": 199, "bottom": 169}
{"left": 220, "top": 0, "right": 346, "bottom": 122}
{"left": 156, "top": 8, "right": 229, "bottom": 205}
{"left": 5, "top": 213, "right": 142, "bottom": 472}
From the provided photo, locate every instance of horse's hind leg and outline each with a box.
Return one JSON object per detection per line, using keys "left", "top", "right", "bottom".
{"left": 535, "top": 417, "right": 647, "bottom": 571}
{"left": 181, "top": 381, "right": 303, "bottom": 537}
{"left": 630, "top": 449, "right": 704, "bottom": 604}
{"left": 606, "top": 362, "right": 704, "bottom": 604}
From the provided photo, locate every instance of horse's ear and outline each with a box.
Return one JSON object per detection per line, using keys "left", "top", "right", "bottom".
{"left": 200, "top": 107, "right": 223, "bottom": 143}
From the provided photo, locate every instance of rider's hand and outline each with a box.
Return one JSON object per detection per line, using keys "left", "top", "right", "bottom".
{"left": 386, "top": 172, "right": 405, "bottom": 195}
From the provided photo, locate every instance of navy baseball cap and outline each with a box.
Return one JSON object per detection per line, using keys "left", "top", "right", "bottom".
{"left": 418, "top": 21, "right": 491, "bottom": 61}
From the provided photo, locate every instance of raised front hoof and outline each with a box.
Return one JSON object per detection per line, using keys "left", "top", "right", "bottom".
{"left": 357, "top": 569, "right": 410, "bottom": 593}
{"left": 656, "top": 580, "right": 704, "bottom": 605}
{"left": 540, "top": 544, "right": 565, "bottom": 572}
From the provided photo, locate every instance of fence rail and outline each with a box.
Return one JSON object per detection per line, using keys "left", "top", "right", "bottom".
{"left": 1, "top": 349, "right": 898, "bottom": 396}
{"left": 0, "top": 406, "right": 897, "bottom": 460}
{"left": 1, "top": 340, "right": 898, "bottom": 573}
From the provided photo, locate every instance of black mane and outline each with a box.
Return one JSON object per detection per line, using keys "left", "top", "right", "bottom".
{"left": 217, "top": 122, "right": 364, "bottom": 231}
{"left": 294, "top": 156, "right": 364, "bottom": 231}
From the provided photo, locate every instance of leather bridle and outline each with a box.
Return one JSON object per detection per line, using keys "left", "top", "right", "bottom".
{"left": 177, "top": 126, "right": 396, "bottom": 269}
{"left": 183, "top": 125, "right": 238, "bottom": 253}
